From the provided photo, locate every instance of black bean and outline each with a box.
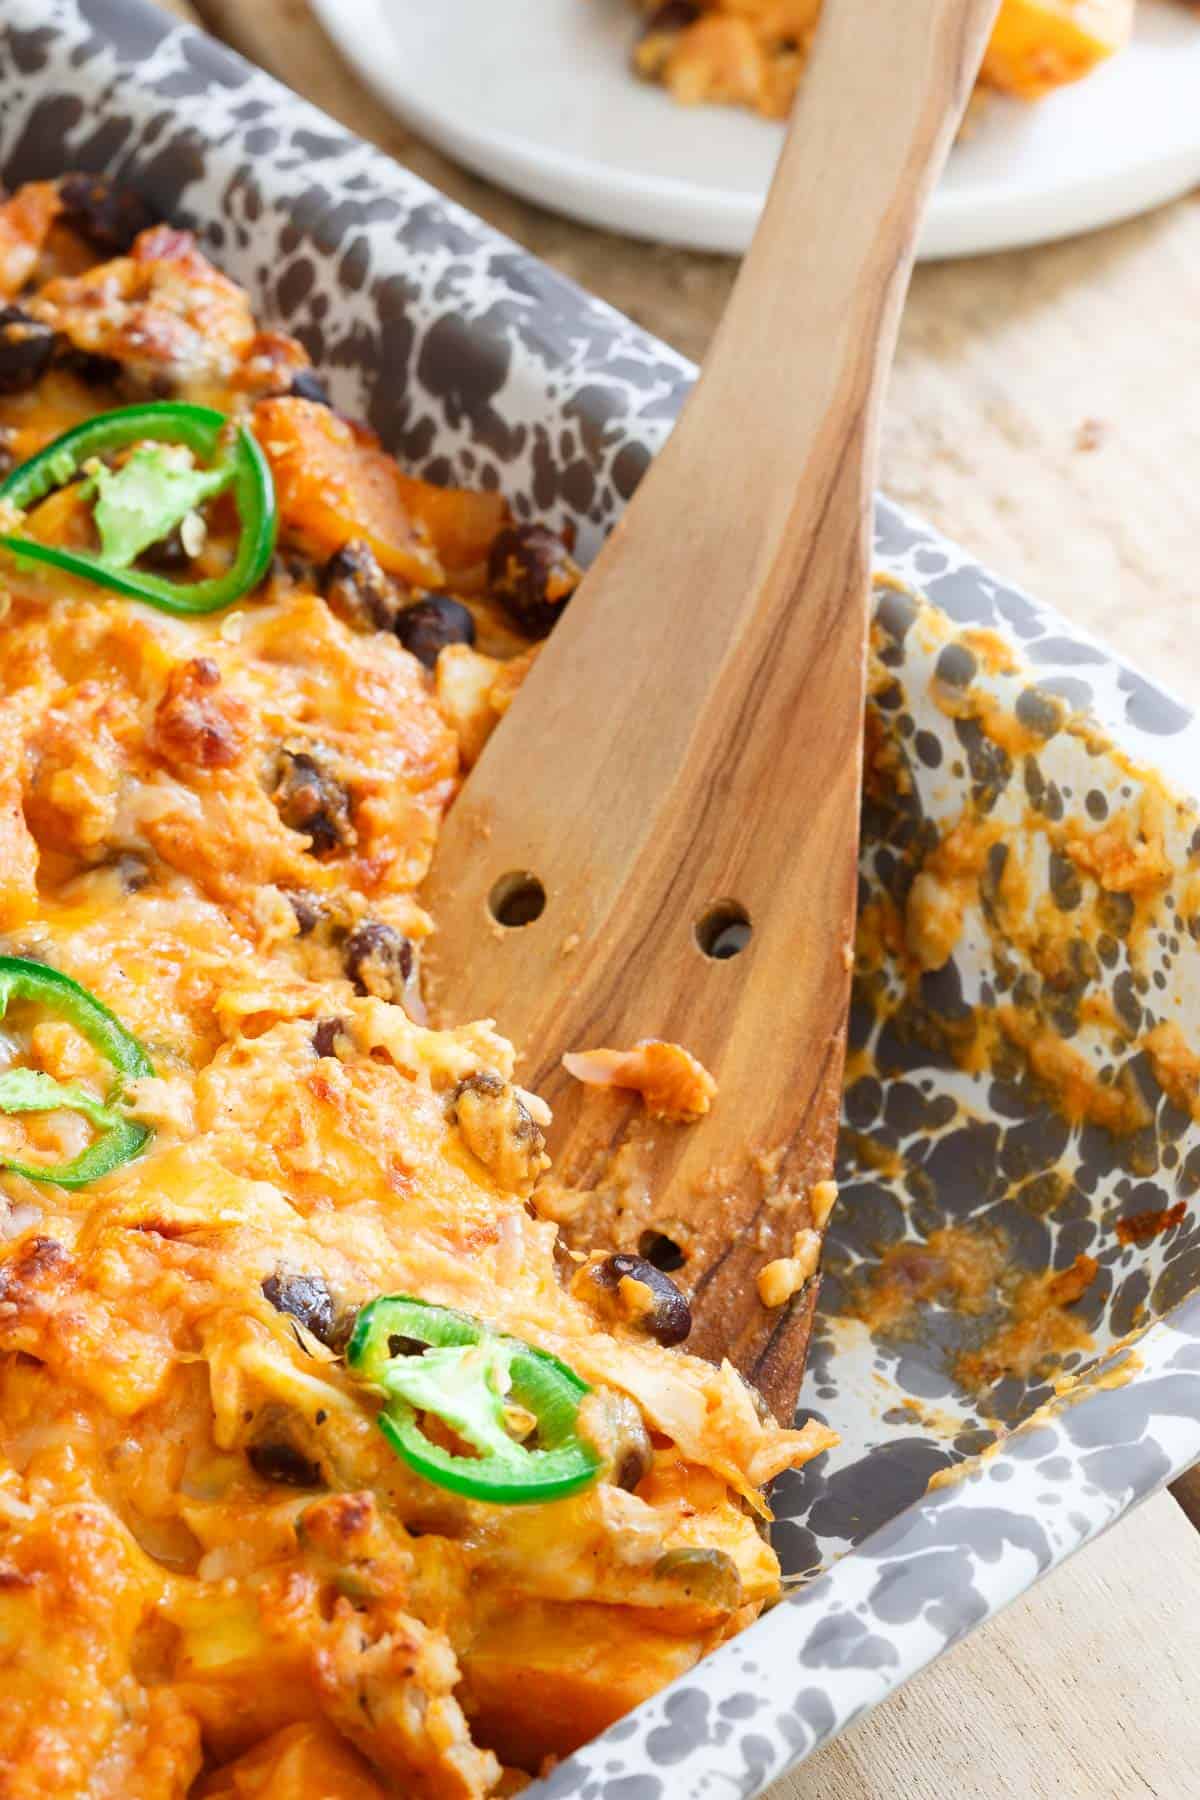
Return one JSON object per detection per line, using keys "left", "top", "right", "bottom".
{"left": 289, "top": 365, "right": 332, "bottom": 407}
{"left": 640, "top": 0, "right": 701, "bottom": 37}
{"left": 57, "top": 347, "right": 122, "bottom": 388}
{"left": 320, "top": 538, "right": 401, "bottom": 633}
{"left": 343, "top": 920, "right": 413, "bottom": 1002}
{"left": 451, "top": 1070, "right": 545, "bottom": 1192}
{"left": 262, "top": 1269, "right": 338, "bottom": 1346}
{"left": 394, "top": 595, "right": 475, "bottom": 670}
{"left": 616, "top": 1438, "right": 654, "bottom": 1491}
{"left": 598, "top": 1390, "right": 654, "bottom": 1490}
{"left": 487, "top": 524, "right": 580, "bottom": 639}
{"left": 0, "top": 306, "right": 55, "bottom": 394}
{"left": 58, "top": 172, "right": 156, "bottom": 254}
{"left": 272, "top": 744, "right": 355, "bottom": 857}
{"left": 312, "top": 1016, "right": 349, "bottom": 1059}
{"left": 247, "top": 1441, "right": 322, "bottom": 1488}
{"left": 592, "top": 1252, "right": 692, "bottom": 1347}
{"left": 285, "top": 889, "right": 324, "bottom": 937}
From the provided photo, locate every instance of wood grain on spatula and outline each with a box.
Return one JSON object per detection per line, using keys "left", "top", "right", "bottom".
{"left": 423, "top": 0, "right": 1000, "bottom": 1422}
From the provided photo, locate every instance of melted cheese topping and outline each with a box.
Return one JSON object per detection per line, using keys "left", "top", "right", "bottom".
{"left": 0, "top": 187, "right": 820, "bottom": 1799}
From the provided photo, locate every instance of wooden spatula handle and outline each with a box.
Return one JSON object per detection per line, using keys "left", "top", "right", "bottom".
{"left": 424, "top": 0, "right": 999, "bottom": 1416}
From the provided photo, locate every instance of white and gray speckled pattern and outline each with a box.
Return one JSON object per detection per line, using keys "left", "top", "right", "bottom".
{"left": 3, "top": 4, "right": 1200, "bottom": 1795}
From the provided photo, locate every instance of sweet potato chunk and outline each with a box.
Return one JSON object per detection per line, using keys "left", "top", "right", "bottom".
{"left": 255, "top": 398, "right": 444, "bottom": 588}
{"left": 461, "top": 1601, "right": 704, "bottom": 1769}
{"left": 981, "top": 0, "right": 1133, "bottom": 96}
{"left": 198, "top": 1722, "right": 388, "bottom": 1800}
{"left": 395, "top": 470, "right": 508, "bottom": 586}
{"left": 254, "top": 399, "right": 505, "bottom": 591}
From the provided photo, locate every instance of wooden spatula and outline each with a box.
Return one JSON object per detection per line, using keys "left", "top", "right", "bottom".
{"left": 423, "top": 0, "right": 999, "bottom": 1421}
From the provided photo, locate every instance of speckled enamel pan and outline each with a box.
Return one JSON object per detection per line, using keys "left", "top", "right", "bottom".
{"left": 5, "top": 5, "right": 1200, "bottom": 1795}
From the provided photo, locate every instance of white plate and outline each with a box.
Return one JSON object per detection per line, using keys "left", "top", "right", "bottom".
{"left": 312, "top": 0, "right": 1200, "bottom": 258}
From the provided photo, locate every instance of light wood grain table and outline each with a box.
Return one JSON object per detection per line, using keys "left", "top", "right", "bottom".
{"left": 160, "top": 1, "right": 1200, "bottom": 1790}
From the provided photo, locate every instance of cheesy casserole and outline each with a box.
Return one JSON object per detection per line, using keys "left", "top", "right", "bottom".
{"left": 632, "top": 0, "right": 1136, "bottom": 119}
{"left": 0, "top": 176, "right": 831, "bottom": 1799}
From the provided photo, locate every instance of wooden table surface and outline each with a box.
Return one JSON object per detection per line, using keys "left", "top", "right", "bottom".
{"left": 162, "top": 2, "right": 1200, "bottom": 1791}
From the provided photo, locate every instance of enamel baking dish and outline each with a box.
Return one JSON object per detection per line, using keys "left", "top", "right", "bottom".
{"left": 5, "top": 5, "right": 1200, "bottom": 1795}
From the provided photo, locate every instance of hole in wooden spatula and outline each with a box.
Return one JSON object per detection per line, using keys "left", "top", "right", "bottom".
{"left": 638, "top": 1229, "right": 686, "bottom": 1272}
{"left": 488, "top": 870, "right": 547, "bottom": 928}
{"left": 694, "top": 900, "right": 751, "bottom": 960}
